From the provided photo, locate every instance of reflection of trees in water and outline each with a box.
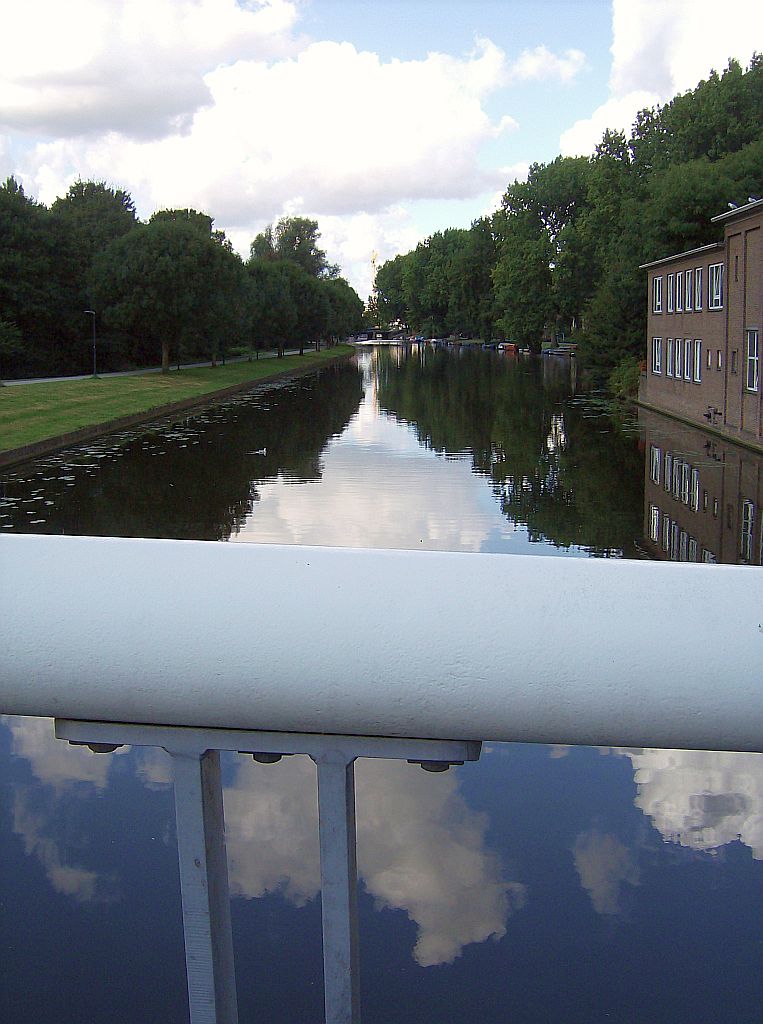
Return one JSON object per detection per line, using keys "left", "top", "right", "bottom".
{"left": 0, "top": 363, "right": 363, "bottom": 540}
{"left": 376, "top": 347, "right": 643, "bottom": 555}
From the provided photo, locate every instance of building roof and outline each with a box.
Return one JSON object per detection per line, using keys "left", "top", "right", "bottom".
{"left": 639, "top": 242, "right": 723, "bottom": 271}
{"left": 711, "top": 197, "right": 763, "bottom": 223}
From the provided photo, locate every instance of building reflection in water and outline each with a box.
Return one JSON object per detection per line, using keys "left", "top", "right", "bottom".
{"left": 640, "top": 407, "right": 762, "bottom": 565}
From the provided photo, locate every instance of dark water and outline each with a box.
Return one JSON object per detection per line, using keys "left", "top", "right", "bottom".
{"left": 2, "top": 345, "right": 763, "bottom": 1023}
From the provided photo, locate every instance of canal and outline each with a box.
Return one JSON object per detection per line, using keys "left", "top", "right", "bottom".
{"left": 2, "top": 345, "right": 763, "bottom": 1023}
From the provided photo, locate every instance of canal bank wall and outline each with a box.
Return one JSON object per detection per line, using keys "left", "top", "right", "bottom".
{"left": 635, "top": 396, "right": 763, "bottom": 456}
{"left": 0, "top": 350, "right": 354, "bottom": 472}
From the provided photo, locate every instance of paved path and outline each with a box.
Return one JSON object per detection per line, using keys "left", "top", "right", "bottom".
{"left": 2, "top": 349, "right": 304, "bottom": 386}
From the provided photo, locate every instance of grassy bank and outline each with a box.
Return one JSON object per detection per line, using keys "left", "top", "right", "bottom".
{"left": 0, "top": 347, "right": 353, "bottom": 455}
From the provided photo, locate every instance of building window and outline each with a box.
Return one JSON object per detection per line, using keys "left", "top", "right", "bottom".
{"left": 706, "top": 348, "right": 712, "bottom": 370}
{"left": 651, "top": 337, "right": 662, "bottom": 374}
{"left": 650, "top": 445, "right": 661, "bottom": 484}
{"left": 674, "top": 337, "right": 682, "bottom": 378}
{"left": 681, "top": 462, "right": 690, "bottom": 504}
{"left": 670, "top": 522, "right": 679, "bottom": 560}
{"left": 713, "top": 497, "right": 719, "bottom": 518}
{"left": 695, "top": 267, "right": 703, "bottom": 310}
{"left": 673, "top": 458, "right": 681, "bottom": 499}
{"left": 746, "top": 330, "right": 759, "bottom": 392}
{"left": 702, "top": 548, "right": 717, "bottom": 563}
{"left": 667, "top": 338, "right": 674, "bottom": 376}
{"left": 709, "top": 263, "right": 724, "bottom": 309}
{"left": 693, "top": 340, "right": 702, "bottom": 383}
{"left": 676, "top": 271, "right": 683, "bottom": 312}
{"left": 703, "top": 489, "right": 709, "bottom": 511}
{"left": 649, "top": 505, "right": 660, "bottom": 542}
{"left": 688, "top": 537, "right": 698, "bottom": 562}
{"left": 691, "top": 468, "right": 700, "bottom": 511}
{"left": 664, "top": 452, "right": 672, "bottom": 492}
{"left": 731, "top": 350, "right": 738, "bottom": 374}
{"left": 685, "top": 269, "right": 693, "bottom": 311}
{"left": 679, "top": 530, "right": 688, "bottom": 561}
{"left": 662, "top": 516, "right": 671, "bottom": 551}
{"left": 667, "top": 273, "right": 675, "bottom": 313}
{"left": 717, "top": 350, "right": 723, "bottom": 370}
{"left": 684, "top": 338, "right": 692, "bottom": 381}
{"left": 653, "top": 275, "right": 663, "bottom": 313}
{"left": 741, "top": 500, "right": 754, "bottom": 562}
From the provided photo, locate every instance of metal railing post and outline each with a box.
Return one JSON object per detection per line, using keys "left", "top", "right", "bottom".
{"left": 314, "top": 751, "right": 361, "bottom": 1024}
{"left": 170, "top": 749, "right": 238, "bottom": 1024}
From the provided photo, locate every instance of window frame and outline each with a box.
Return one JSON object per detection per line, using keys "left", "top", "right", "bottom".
{"left": 650, "top": 445, "right": 661, "bottom": 484}
{"left": 674, "top": 337, "right": 682, "bottom": 378}
{"left": 709, "top": 262, "right": 724, "bottom": 309}
{"left": 667, "top": 273, "right": 675, "bottom": 313}
{"left": 695, "top": 266, "right": 703, "bottom": 310}
{"left": 653, "top": 275, "right": 663, "bottom": 313}
{"left": 649, "top": 505, "right": 660, "bottom": 543}
{"left": 685, "top": 268, "right": 693, "bottom": 311}
{"left": 684, "top": 337, "right": 692, "bottom": 381}
{"left": 651, "top": 336, "right": 662, "bottom": 374}
{"left": 693, "top": 340, "right": 702, "bottom": 383}
{"left": 741, "top": 500, "right": 755, "bottom": 562}
{"left": 746, "top": 329, "right": 759, "bottom": 392}
{"left": 675, "top": 270, "right": 683, "bottom": 312}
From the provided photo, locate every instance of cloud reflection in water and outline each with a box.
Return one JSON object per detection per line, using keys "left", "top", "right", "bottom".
{"left": 619, "top": 748, "right": 763, "bottom": 858}
{"left": 4, "top": 717, "right": 122, "bottom": 901}
{"left": 573, "top": 830, "right": 640, "bottom": 915}
{"left": 225, "top": 755, "right": 523, "bottom": 966}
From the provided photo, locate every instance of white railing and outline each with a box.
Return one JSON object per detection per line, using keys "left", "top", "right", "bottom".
{"left": 2, "top": 534, "right": 763, "bottom": 1024}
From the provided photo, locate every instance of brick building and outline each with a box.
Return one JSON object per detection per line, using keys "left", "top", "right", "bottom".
{"left": 638, "top": 198, "right": 762, "bottom": 450}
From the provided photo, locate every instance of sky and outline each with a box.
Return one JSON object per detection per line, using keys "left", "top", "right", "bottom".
{"left": 1, "top": 0, "right": 761, "bottom": 299}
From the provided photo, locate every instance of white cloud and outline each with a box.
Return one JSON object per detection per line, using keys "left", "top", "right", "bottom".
{"left": 560, "top": 90, "right": 659, "bottom": 157}
{"left": 573, "top": 830, "right": 640, "bottom": 915}
{"left": 18, "top": 37, "right": 512, "bottom": 217}
{"left": 0, "top": 0, "right": 300, "bottom": 138}
{"left": 0, "top": 0, "right": 590, "bottom": 291}
{"left": 225, "top": 755, "right": 522, "bottom": 966}
{"left": 511, "top": 45, "right": 587, "bottom": 84}
{"left": 560, "top": 0, "right": 763, "bottom": 156}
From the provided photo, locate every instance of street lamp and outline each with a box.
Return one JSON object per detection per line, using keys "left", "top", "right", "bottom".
{"left": 84, "top": 310, "right": 97, "bottom": 377}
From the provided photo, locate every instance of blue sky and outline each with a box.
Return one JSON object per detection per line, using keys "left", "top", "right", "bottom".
{"left": 0, "top": 0, "right": 760, "bottom": 297}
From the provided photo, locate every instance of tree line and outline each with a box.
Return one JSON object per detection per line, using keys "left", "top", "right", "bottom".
{"left": 374, "top": 55, "right": 763, "bottom": 384}
{"left": 0, "top": 184, "right": 364, "bottom": 379}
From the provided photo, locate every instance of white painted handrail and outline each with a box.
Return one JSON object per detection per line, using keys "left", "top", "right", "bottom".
{"left": 2, "top": 533, "right": 762, "bottom": 752}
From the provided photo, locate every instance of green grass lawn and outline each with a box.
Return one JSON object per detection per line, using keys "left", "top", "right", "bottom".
{"left": 0, "top": 347, "right": 353, "bottom": 454}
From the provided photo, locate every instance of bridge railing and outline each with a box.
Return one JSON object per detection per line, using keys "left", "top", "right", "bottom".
{"left": 2, "top": 534, "right": 762, "bottom": 1024}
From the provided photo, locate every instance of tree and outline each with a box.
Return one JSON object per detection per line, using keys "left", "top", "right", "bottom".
{"left": 247, "top": 259, "right": 297, "bottom": 358}
{"left": 250, "top": 216, "right": 338, "bottom": 278}
{"left": 0, "top": 177, "right": 64, "bottom": 375}
{"left": 0, "top": 319, "right": 23, "bottom": 383}
{"left": 51, "top": 181, "right": 137, "bottom": 265}
{"left": 322, "top": 277, "right": 364, "bottom": 343}
{"left": 90, "top": 214, "right": 247, "bottom": 372}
